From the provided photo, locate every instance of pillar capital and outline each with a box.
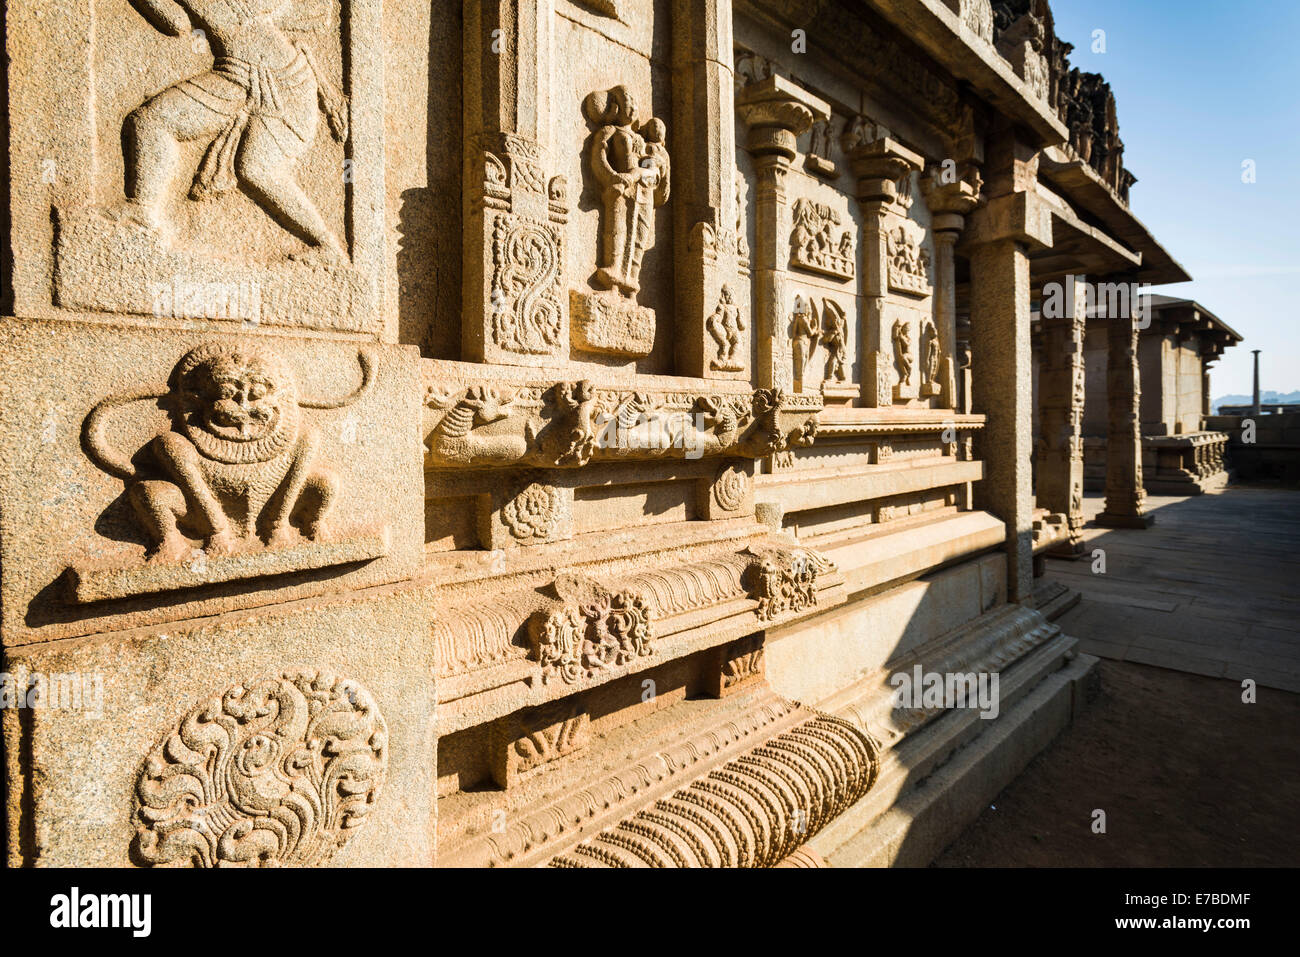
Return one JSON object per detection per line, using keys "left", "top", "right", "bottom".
{"left": 736, "top": 76, "right": 828, "bottom": 162}
{"left": 964, "top": 190, "right": 1052, "bottom": 251}
{"left": 844, "top": 132, "right": 924, "bottom": 208}
{"left": 922, "top": 165, "right": 982, "bottom": 236}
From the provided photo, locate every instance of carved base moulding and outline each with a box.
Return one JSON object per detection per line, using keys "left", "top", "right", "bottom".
{"left": 822, "top": 604, "right": 1062, "bottom": 750}
{"left": 433, "top": 540, "right": 845, "bottom": 732}
{"left": 440, "top": 684, "right": 879, "bottom": 868}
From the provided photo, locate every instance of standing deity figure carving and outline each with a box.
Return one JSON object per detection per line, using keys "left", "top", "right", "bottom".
{"left": 707, "top": 286, "right": 747, "bottom": 372}
{"left": 108, "top": 0, "right": 349, "bottom": 258}
{"left": 790, "top": 295, "right": 819, "bottom": 389}
{"left": 920, "top": 318, "right": 940, "bottom": 390}
{"left": 892, "top": 319, "right": 913, "bottom": 385}
{"left": 822, "top": 300, "right": 848, "bottom": 382}
{"left": 583, "top": 86, "right": 670, "bottom": 297}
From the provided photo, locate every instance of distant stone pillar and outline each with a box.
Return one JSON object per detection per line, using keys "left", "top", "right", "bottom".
{"left": 1036, "top": 274, "right": 1087, "bottom": 554}
{"left": 1202, "top": 365, "right": 1212, "bottom": 418}
{"left": 1251, "top": 349, "right": 1262, "bottom": 417}
{"left": 964, "top": 127, "right": 1052, "bottom": 604}
{"left": 1096, "top": 294, "right": 1154, "bottom": 528}
{"left": 737, "top": 77, "right": 828, "bottom": 390}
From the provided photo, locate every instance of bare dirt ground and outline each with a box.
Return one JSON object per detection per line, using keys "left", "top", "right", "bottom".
{"left": 934, "top": 658, "right": 1300, "bottom": 867}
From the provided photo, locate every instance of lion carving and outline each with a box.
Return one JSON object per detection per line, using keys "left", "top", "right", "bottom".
{"left": 84, "top": 341, "right": 373, "bottom": 563}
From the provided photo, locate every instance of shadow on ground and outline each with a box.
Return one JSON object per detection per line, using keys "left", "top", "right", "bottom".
{"left": 933, "top": 658, "right": 1300, "bottom": 866}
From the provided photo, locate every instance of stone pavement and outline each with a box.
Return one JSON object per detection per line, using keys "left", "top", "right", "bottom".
{"left": 1046, "top": 487, "right": 1300, "bottom": 692}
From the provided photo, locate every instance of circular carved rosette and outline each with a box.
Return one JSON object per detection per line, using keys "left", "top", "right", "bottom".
{"left": 134, "top": 670, "right": 387, "bottom": 868}
{"left": 503, "top": 482, "right": 563, "bottom": 540}
{"left": 713, "top": 464, "right": 749, "bottom": 512}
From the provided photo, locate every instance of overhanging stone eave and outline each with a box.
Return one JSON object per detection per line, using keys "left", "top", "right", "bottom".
{"left": 860, "top": 0, "right": 1069, "bottom": 148}
{"left": 1040, "top": 151, "right": 1192, "bottom": 286}
{"left": 1145, "top": 297, "right": 1245, "bottom": 343}
{"left": 1028, "top": 204, "right": 1142, "bottom": 284}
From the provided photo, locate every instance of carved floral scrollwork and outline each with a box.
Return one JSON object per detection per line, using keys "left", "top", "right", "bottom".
{"left": 133, "top": 670, "right": 387, "bottom": 868}
{"left": 529, "top": 576, "right": 654, "bottom": 684}
{"left": 503, "top": 482, "right": 563, "bottom": 541}
{"left": 742, "top": 546, "right": 836, "bottom": 622}
{"left": 490, "top": 214, "right": 564, "bottom": 355}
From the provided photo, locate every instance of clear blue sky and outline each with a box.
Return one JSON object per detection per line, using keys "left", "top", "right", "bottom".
{"left": 1051, "top": 0, "right": 1300, "bottom": 398}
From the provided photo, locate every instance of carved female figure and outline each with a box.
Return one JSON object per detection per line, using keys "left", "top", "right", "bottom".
{"left": 921, "top": 319, "right": 940, "bottom": 390}
{"left": 892, "top": 319, "right": 913, "bottom": 385}
{"left": 583, "top": 86, "right": 670, "bottom": 296}
{"left": 790, "top": 295, "right": 819, "bottom": 390}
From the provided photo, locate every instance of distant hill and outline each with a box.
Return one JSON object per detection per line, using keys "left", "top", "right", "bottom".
{"left": 1213, "top": 390, "right": 1300, "bottom": 411}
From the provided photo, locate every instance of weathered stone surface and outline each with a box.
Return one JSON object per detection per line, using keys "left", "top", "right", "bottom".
{"left": 8, "top": 0, "right": 386, "bottom": 333}
{"left": 1, "top": 0, "right": 1175, "bottom": 870}
{"left": 0, "top": 319, "right": 422, "bottom": 647}
{"left": 3, "top": 581, "right": 436, "bottom": 867}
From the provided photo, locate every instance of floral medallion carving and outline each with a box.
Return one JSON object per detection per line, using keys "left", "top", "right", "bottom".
{"left": 503, "top": 482, "right": 563, "bottom": 541}
{"left": 134, "top": 670, "right": 387, "bottom": 868}
{"left": 713, "top": 464, "right": 749, "bottom": 512}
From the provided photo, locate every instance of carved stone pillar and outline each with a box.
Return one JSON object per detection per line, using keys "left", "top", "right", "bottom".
{"left": 922, "top": 169, "right": 980, "bottom": 409}
{"left": 674, "top": 0, "right": 747, "bottom": 380}
{"left": 1036, "top": 274, "right": 1087, "bottom": 555}
{"left": 737, "top": 76, "right": 828, "bottom": 390}
{"left": 847, "top": 124, "right": 924, "bottom": 407}
{"left": 462, "top": 0, "right": 568, "bottom": 367}
{"left": 1096, "top": 290, "right": 1155, "bottom": 528}
{"left": 963, "top": 128, "right": 1051, "bottom": 603}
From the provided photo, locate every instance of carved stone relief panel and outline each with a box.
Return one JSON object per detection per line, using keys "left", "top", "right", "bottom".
{"left": 789, "top": 199, "right": 856, "bottom": 281}
{"left": 529, "top": 574, "right": 654, "bottom": 685}
{"left": 570, "top": 86, "right": 671, "bottom": 359}
{"left": 790, "top": 294, "right": 852, "bottom": 395}
{"left": 804, "top": 117, "right": 839, "bottom": 179}
{"left": 9, "top": 1, "right": 386, "bottom": 334}
{"left": 424, "top": 366, "right": 822, "bottom": 470}
{"left": 135, "top": 669, "right": 387, "bottom": 867}
{"left": 0, "top": 319, "right": 422, "bottom": 646}
{"left": 467, "top": 138, "right": 570, "bottom": 366}
{"left": 886, "top": 223, "right": 933, "bottom": 297}
{"left": 707, "top": 634, "right": 766, "bottom": 698}
{"left": 490, "top": 699, "right": 592, "bottom": 788}
{"left": 72, "top": 341, "right": 385, "bottom": 604}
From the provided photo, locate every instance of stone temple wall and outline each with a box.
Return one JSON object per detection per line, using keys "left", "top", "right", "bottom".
{"left": 3, "top": 0, "right": 1104, "bottom": 868}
